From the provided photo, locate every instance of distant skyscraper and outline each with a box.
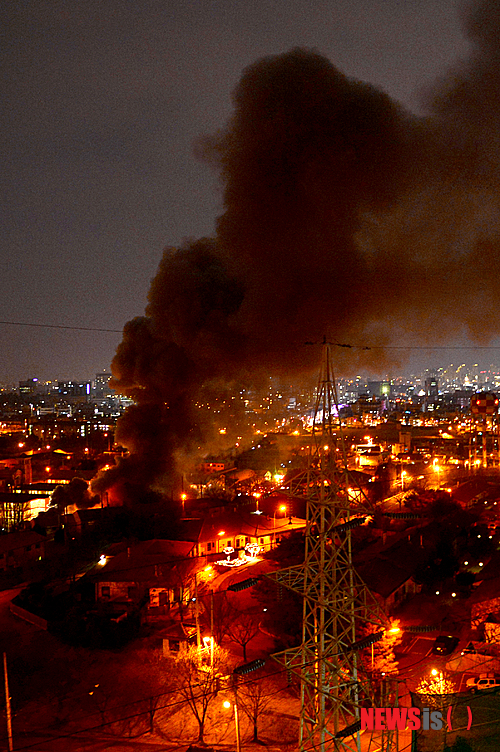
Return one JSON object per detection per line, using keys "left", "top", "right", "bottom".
{"left": 57, "top": 381, "right": 91, "bottom": 400}
{"left": 94, "top": 372, "right": 112, "bottom": 397}
{"left": 425, "top": 377, "right": 438, "bottom": 400}
{"left": 19, "top": 378, "right": 39, "bottom": 395}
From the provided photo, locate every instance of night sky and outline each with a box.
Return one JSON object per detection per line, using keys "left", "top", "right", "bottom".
{"left": 2, "top": 0, "right": 497, "bottom": 385}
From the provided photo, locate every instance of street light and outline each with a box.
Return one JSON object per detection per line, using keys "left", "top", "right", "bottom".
{"left": 370, "top": 623, "right": 401, "bottom": 669}
{"left": 202, "top": 635, "right": 214, "bottom": 668}
{"left": 217, "top": 531, "right": 225, "bottom": 554}
{"left": 253, "top": 492, "right": 261, "bottom": 513}
{"left": 222, "top": 698, "right": 241, "bottom": 752}
{"left": 433, "top": 459, "right": 441, "bottom": 487}
{"left": 273, "top": 505, "right": 287, "bottom": 549}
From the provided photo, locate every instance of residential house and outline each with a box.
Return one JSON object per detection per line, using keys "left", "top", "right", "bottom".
{"left": 177, "top": 510, "right": 306, "bottom": 558}
{"left": 0, "top": 529, "right": 46, "bottom": 571}
{"left": 356, "top": 536, "right": 427, "bottom": 611}
{"left": 91, "top": 539, "right": 198, "bottom": 618}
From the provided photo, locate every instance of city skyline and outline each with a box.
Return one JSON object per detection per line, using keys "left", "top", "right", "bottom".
{"left": 6, "top": 357, "right": 500, "bottom": 393}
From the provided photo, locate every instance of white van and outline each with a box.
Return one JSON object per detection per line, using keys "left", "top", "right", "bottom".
{"left": 466, "top": 674, "right": 500, "bottom": 692}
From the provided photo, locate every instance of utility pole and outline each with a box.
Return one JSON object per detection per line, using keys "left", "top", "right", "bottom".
{"left": 194, "top": 573, "right": 202, "bottom": 661}
{"left": 3, "top": 652, "right": 13, "bottom": 752}
{"left": 268, "top": 341, "right": 398, "bottom": 751}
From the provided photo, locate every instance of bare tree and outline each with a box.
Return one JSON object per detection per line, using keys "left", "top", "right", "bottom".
{"left": 173, "top": 643, "right": 230, "bottom": 744}
{"left": 82, "top": 647, "right": 174, "bottom": 737}
{"left": 115, "top": 647, "right": 173, "bottom": 735}
{"left": 362, "top": 620, "right": 402, "bottom": 685}
{"left": 201, "top": 591, "right": 237, "bottom": 645}
{"left": 237, "top": 671, "right": 282, "bottom": 744}
{"left": 228, "top": 607, "right": 261, "bottom": 661}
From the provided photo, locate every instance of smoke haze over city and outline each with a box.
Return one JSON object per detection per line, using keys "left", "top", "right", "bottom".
{"left": 1, "top": 0, "right": 497, "bottom": 384}
{"left": 5, "top": 1, "right": 500, "bottom": 496}
{"left": 95, "top": 1, "right": 500, "bottom": 497}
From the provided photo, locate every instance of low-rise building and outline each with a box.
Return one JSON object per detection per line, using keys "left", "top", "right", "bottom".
{"left": 177, "top": 510, "right": 306, "bottom": 558}
{"left": 91, "top": 539, "right": 198, "bottom": 617}
{"left": 0, "top": 530, "right": 46, "bottom": 571}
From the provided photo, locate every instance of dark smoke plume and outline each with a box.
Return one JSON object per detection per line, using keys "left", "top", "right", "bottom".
{"left": 94, "top": 8, "right": 500, "bottom": 502}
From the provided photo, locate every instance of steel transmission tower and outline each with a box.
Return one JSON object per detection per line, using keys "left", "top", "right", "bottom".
{"left": 269, "top": 341, "right": 399, "bottom": 751}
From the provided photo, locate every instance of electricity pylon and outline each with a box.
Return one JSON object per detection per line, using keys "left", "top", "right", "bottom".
{"left": 269, "top": 341, "right": 399, "bottom": 751}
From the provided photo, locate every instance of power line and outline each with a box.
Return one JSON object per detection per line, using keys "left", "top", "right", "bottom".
{"left": 306, "top": 339, "right": 500, "bottom": 351}
{"left": 3, "top": 658, "right": 419, "bottom": 752}
{"left": 357, "top": 345, "right": 500, "bottom": 351}
{"left": 1, "top": 321, "right": 500, "bottom": 351}
{"left": 3, "top": 657, "right": 294, "bottom": 750}
{"left": 0, "top": 321, "right": 122, "bottom": 333}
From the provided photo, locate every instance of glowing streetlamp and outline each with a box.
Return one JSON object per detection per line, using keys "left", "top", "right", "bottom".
{"left": 217, "top": 531, "right": 226, "bottom": 554}
{"left": 202, "top": 635, "right": 214, "bottom": 667}
{"left": 417, "top": 669, "right": 455, "bottom": 695}
{"left": 433, "top": 460, "right": 441, "bottom": 487}
{"left": 222, "top": 699, "right": 241, "bottom": 752}
{"left": 253, "top": 491, "right": 261, "bottom": 513}
{"left": 371, "top": 622, "right": 401, "bottom": 669}
{"left": 273, "top": 505, "right": 287, "bottom": 548}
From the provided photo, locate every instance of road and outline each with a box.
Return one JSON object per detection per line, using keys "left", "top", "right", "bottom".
{"left": 10, "top": 732, "right": 184, "bottom": 752}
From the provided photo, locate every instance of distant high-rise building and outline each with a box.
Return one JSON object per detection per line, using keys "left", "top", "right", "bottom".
{"left": 19, "top": 378, "right": 39, "bottom": 396}
{"left": 57, "top": 381, "right": 91, "bottom": 400}
{"left": 94, "top": 372, "right": 113, "bottom": 397}
{"left": 425, "top": 377, "right": 439, "bottom": 400}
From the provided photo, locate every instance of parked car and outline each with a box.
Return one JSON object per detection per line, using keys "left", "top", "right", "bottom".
{"left": 431, "top": 635, "right": 459, "bottom": 655}
{"left": 466, "top": 674, "right": 500, "bottom": 692}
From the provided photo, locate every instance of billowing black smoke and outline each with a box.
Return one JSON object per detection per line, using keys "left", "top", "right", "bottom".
{"left": 94, "top": 4, "right": 500, "bottom": 503}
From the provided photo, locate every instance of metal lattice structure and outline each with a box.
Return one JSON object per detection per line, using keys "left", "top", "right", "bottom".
{"left": 269, "top": 342, "right": 399, "bottom": 751}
